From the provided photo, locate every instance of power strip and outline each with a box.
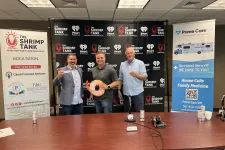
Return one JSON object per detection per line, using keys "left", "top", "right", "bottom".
{"left": 126, "top": 126, "right": 137, "bottom": 132}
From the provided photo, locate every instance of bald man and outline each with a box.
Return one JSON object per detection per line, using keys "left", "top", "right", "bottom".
{"left": 118, "top": 47, "right": 147, "bottom": 112}
{"left": 102, "top": 47, "right": 148, "bottom": 112}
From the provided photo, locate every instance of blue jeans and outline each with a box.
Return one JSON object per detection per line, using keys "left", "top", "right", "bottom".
{"left": 123, "top": 92, "right": 144, "bottom": 112}
{"left": 94, "top": 98, "right": 113, "bottom": 113}
{"left": 61, "top": 103, "right": 83, "bottom": 115}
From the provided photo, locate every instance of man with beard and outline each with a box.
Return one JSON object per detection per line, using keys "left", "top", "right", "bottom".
{"left": 53, "top": 54, "right": 84, "bottom": 115}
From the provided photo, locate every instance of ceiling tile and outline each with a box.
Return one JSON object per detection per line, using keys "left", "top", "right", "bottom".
{"left": 51, "top": 0, "right": 87, "bottom": 8}
{"left": 163, "top": 9, "right": 197, "bottom": 18}
{"left": 31, "top": 8, "right": 64, "bottom": 20}
{"left": 0, "top": 0, "right": 27, "bottom": 9}
{"left": 88, "top": 9, "right": 114, "bottom": 18}
{"left": 89, "top": 17, "right": 112, "bottom": 21}
{"left": 158, "top": 17, "right": 183, "bottom": 24}
{"left": 113, "top": 17, "right": 135, "bottom": 21}
{"left": 188, "top": 9, "right": 223, "bottom": 18}
{"left": 176, "top": 17, "right": 209, "bottom": 24}
{"left": 3, "top": 9, "right": 41, "bottom": 20}
{"left": 0, "top": 10, "right": 17, "bottom": 20}
{"left": 86, "top": 0, "right": 118, "bottom": 9}
{"left": 114, "top": 8, "right": 142, "bottom": 19}
{"left": 174, "top": 0, "right": 217, "bottom": 9}
{"left": 145, "top": 0, "right": 183, "bottom": 10}
{"left": 139, "top": 9, "right": 169, "bottom": 18}
{"left": 59, "top": 8, "right": 88, "bottom": 17}
{"left": 136, "top": 17, "right": 159, "bottom": 21}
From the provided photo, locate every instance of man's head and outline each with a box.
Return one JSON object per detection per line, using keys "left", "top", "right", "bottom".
{"left": 95, "top": 51, "right": 106, "bottom": 66}
{"left": 67, "top": 54, "right": 77, "bottom": 68}
{"left": 125, "top": 47, "right": 135, "bottom": 62}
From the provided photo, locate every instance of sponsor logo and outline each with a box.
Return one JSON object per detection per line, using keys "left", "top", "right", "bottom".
{"left": 107, "top": 26, "right": 115, "bottom": 36}
{"left": 6, "top": 34, "right": 45, "bottom": 52}
{"left": 80, "top": 44, "right": 88, "bottom": 55}
{"left": 27, "top": 83, "right": 47, "bottom": 93}
{"left": 72, "top": 25, "right": 80, "bottom": 36}
{"left": 160, "top": 78, "right": 165, "bottom": 88}
{"left": 140, "top": 26, "right": 148, "bottom": 36}
{"left": 114, "top": 44, "right": 122, "bottom": 55}
{"left": 151, "top": 26, "right": 164, "bottom": 36}
{"left": 91, "top": 44, "right": 110, "bottom": 54}
{"left": 56, "top": 44, "right": 75, "bottom": 53}
{"left": 54, "top": 25, "right": 68, "bottom": 36}
{"left": 8, "top": 82, "right": 25, "bottom": 96}
{"left": 147, "top": 44, "right": 154, "bottom": 54}
{"left": 145, "top": 96, "right": 163, "bottom": 105}
{"left": 176, "top": 28, "right": 213, "bottom": 35}
{"left": 56, "top": 43, "right": 62, "bottom": 52}
{"left": 158, "top": 43, "right": 164, "bottom": 53}
{"left": 87, "top": 62, "right": 95, "bottom": 72}
{"left": 5, "top": 31, "right": 19, "bottom": 49}
{"left": 153, "top": 61, "right": 160, "bottom": 70}
{"left": 84, "top": 25, "right": 104, "bottom": 36}
{"left": 5, "top": 71, "right": 12, "bottom": 79}
{"left": 145, "top": 80, "right": 157, "bottom": 88}
{"left": 118, "top": 25, "right": 137, "bottom": 36}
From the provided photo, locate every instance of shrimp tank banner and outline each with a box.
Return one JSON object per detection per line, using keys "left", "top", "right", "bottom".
{"left": 172, "top": 19, "right": 215, "bottom": 112}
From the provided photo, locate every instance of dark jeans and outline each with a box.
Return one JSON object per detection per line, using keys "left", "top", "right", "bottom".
{"left": 61, "top": 103, "right": 83, "bottom": 115}
{"left": 124, "top": 92, "right": 144, "bottom": 112}
{"left": 94, "top": 98, "right": 113, "bottom": 113}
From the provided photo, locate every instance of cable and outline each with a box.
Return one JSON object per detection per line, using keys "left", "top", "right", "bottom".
{"left": 131, "top": 116, "right": 164, "bottom": 150}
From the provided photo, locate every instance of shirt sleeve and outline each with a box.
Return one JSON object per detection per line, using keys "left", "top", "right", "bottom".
{"left": 118, "top": 62, "right": 123, "bottom": 81}
{"left": 140, "top": 61, "right": 148, "bottom": 77}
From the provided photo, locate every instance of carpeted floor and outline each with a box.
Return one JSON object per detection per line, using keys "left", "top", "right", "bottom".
{"left": 0, "top": 119, "right": 4, "bottom": 122}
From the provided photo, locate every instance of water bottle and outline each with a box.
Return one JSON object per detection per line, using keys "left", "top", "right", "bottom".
{"left": 32, "top": 111, "right": 37, "bottom": 124}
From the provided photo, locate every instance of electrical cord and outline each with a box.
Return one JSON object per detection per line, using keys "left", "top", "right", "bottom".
{"left": 131, "top": 116, "right": 164, "bottom": 150}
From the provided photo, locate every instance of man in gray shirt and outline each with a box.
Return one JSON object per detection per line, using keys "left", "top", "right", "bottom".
{"left": 90, "top": 51, "right": 118, "bottom": 113}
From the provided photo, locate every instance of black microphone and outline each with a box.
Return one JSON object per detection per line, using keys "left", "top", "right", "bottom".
{"left": 125, "top": 96, "right": 136, "bottom": 122}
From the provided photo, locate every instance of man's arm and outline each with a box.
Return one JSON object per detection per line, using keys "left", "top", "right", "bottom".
{"left": 133, "top": 61, "right": 147, "bottom": 80}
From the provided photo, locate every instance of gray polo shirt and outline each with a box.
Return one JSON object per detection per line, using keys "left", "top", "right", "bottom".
{"left": 91, "top": 64, "right": 118, "bottom": 100}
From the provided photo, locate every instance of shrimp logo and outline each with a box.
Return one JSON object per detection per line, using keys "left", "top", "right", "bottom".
{"left": 6, "top": 31, "right": 18, "bottom": 49}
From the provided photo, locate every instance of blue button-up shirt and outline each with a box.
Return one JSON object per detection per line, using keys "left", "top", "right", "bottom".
{"left": 68, "top": 66, "right": 83, "bottom": 105}
{"left": 118, "top": 58, "right": 147, "bottom": 96}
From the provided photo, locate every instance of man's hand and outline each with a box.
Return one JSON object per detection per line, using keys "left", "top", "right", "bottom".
{"left": 90, "top": 94, "right": 94, "bottom": 101}
{"left": 100, "top": 82, "right": 108, "bottom": 90}
{"left": 129, "top": 71, "right": 137, "bottom": 78}
{"left": 118, "top": 90, "right": 123, "bottom": 100}
{"left": 57, "top": 70, "right": 64, "bottom": 79}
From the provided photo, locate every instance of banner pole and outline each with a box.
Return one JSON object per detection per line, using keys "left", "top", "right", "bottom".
{"left": 48, "top": 18, "right": 57, "bottom": 116}
{"left": 165, "top": 20, "right": 170, "bottom": 112}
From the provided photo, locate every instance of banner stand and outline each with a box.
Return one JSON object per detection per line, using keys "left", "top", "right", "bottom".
{"left": 164, "top": 20, "right": 170, "bottom": 112}
{"left": 48, "top": 18, "right": 57, "bottom": 116}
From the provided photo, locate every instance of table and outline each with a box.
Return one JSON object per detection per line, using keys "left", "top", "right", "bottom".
{"left": 1, "top": 112, "right": 225, "bottom": 150}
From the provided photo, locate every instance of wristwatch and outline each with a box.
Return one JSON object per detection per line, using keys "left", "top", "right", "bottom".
{"left": 108, "top": 85, "right": 111, "bottom": 89}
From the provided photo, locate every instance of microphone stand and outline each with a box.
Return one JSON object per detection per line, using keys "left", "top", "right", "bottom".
{"left": 125, "top": 97, "right": 136, "bottom": 122}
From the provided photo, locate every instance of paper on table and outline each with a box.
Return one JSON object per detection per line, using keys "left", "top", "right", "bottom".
{"left": 0, "top": 127, "right": 15, "bottom": 138}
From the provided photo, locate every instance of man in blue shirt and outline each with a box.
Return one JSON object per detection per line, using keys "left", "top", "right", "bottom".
{"left": 119, "top": 47, "right": 147, "bottom": 112}
{"left": 102, "top": 47, "right": 147, "bottom": 112}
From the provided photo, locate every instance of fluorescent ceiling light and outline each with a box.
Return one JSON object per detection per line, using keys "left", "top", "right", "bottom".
{"left": 118, "top": 0, "right": 149, "bottom": 8}
{"left": 203, "top": 0, "right": 225, "bottom": 9}
{"left": 20, "top": 0, "right": 55, "bottom": 8}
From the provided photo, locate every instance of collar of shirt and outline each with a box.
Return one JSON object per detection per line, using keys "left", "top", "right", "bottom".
{"left": 67, "top": 65, "right": 77, "bottom": 70}
{"left": 126, "top": 58, "right": 136, "bottom": 65}
{"left": 97, "top": 64, "right": 106, "bottom": 70}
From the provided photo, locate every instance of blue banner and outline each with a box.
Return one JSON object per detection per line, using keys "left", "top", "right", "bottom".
{"left": 172, "top": 20, "right": 215, "bottom": 112}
